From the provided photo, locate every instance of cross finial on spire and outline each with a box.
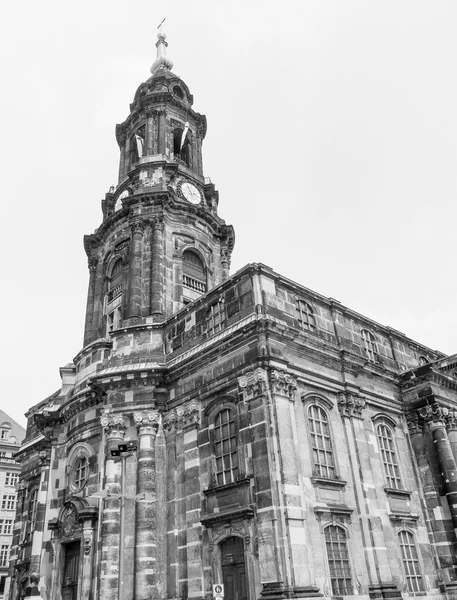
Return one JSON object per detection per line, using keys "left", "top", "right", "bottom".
{"left": 150, "top": 18, "right": 173, "bottom": 75}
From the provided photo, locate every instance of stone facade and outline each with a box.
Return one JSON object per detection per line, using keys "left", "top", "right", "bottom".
{"left": 8, "top": 33, "right": 457, "bottom": 600}
{"left": 0, "top": 412, "right": 25, "bottom": 600}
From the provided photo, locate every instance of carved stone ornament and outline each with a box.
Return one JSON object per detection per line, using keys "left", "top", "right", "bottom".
{"left": 238, "top": 368, "right": 268, "bottom": 399}
{"left": 406, "top": 411, "right": 423, "bottom": 435}
{"left": 163, "top": 399, "right": 199, "bottom": 432}
{"left": 269, "top": 369, "right": 297, "bottom": 399}
{"left": 84, "top": 531, "right": 92, "bottom": 555}
{"left": 129, "top": 217, "right": 146, "bottom": 235}
{"left": 100, "top": 410, "right": 127, "bottom": 435}
{"left": 61, "top": 505, "right": 81, "bottom": 539}
{"left": 133, "top": 410, "right": 160, "bottom": 431}
{"left": 445, "top": 409, "right": 457, "bottom": 432}
{"left": 39, "top": 450, "right": 51, "bottom": 467}
{"left": 337, "top": 392, "right": 366, "bottom": 419}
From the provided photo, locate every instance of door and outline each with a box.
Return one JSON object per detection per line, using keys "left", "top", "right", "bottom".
{"left": 61, "top": 541, "right": 80, "bottom": 600}
{"left": 221, "top": 537, "right": 248, "bottom": 600}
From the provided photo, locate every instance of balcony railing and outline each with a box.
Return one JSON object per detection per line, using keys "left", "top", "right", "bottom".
{"left": 183, "top": 275, "right": 206, "bottom": 293}
{"left": 107, "top": 283, "right": 123, "bottom": 303}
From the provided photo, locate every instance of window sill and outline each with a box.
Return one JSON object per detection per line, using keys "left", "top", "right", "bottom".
{"left": 384, "top": 487, "right": 412, "bottom": 498}
{"left": 311, "top": 477, "right": 347, "bottom": 489}
{"left": 203, "top": 476, "right": 251, "bottom": 496}
{"left": 388, "top": 511, "right": 419, "bottom": 523}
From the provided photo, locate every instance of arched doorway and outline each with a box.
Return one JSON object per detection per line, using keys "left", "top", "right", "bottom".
{"left": 220, "top": 537, "right": 248, "bottom": 600}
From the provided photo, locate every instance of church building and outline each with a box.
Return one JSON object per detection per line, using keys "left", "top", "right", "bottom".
{"left": 8, "top": 32, "right": 457, "bottom": 600}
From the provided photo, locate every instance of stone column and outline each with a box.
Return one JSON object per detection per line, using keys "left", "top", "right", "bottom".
{"left": 99, "top": 412, "right": 126, "bottom": 600}
{"left": 419, "top": 405, "right": 457, "bottom": 533}
{"left": 133, "top": 410, "right": 160, "bottom": 600}
{"left": 145, "top": 110, "right": 157, "bottom": 156}
{"left": 83, "top": 257, "right": 98, "bottom": 347}
{"left": 127, "top": 219, "right": 145, "bottom": 321}
{"left": 32, "top": 449, "right": 51, "bottom": 597}
{"left": 150, "top": 219, "right": 164, "bottom": 319}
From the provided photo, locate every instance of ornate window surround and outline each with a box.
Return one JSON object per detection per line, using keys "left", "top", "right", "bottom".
{"left": 66, "top": 443, "right": 95, "bottom": 496}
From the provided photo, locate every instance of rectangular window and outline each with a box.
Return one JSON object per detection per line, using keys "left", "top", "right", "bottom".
{"left": 2, "top": 520, "right": 12, "bottom": 535}
{"left": 207, "top": 301, "right": 226, "bottom": 336}
{"left": 5, "top": 472, "right": 18, "bottom": 487}
{"left": 1, "top": 495, "right": 16, "bottom": 510}
{"left": 0, "top": 545, "right": 9, "bottom": 567}
{"left": 0, "top": 430, "right": 9, "bottom": 440}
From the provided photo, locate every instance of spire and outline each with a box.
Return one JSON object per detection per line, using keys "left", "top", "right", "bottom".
{"left": 150, "top": 29, "right": 173, "bottom": 76}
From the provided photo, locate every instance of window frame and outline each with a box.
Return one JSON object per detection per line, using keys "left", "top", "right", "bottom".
{"left": 295, "top": 299, "right": 317, "bottom": 332}
{"left": 211, "top": 406, "right": 240, "bottom": 488}
{"left": 324, "top": 523, "right": 354, "bottom": 596}
{"left": 305, "top": 397, "right": 338, "bottom": 481}
{"left": 206, "top": 299, "right": 226, "bottom": 336}
{"left": 27, "top": 487, "right": 38, "bottom": 532}
{"left": 398, "top": 529, "right": 424, "bottom": 594}
{"left": 361, "top": 328, "right": 379, "bottom": 363}
{"left": 374, "top": 417, "right": 403, "bottom": 491}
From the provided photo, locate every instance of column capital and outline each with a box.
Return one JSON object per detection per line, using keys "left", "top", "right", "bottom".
{"left": 238, "top": 367, "right": 268, "bottom": 399}
{"left": 129, "top": 218, "right": 146, "bottom": 235}
{"left": 163, "top": 399, "right": 199, "bottom": 433}
{"left": 269, "top": 369, "right": 297, "bottom": 399}
{"left": 418, "top": 404, "right": 449, "bottom": 427}
{"left": 133, "top": 410, "right": 160, "bottom": 433}
{"left": 152, "top": 217, "right": 164, "bottom": 232}
{"left": 337, "top": 392, "right": 366, "bottom": 419}
{"left": 39, "top": 450, "right": 51, "bottom": 467}
{"left": 100, "top": 410, "right": 127, "bottom": 438}
{"left": 445, "top": 409, "right": 457, "bottom": 431}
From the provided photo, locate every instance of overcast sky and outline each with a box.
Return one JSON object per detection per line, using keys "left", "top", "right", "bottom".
{"left": 1, "top": 1, "right": 457, "bottom": 427}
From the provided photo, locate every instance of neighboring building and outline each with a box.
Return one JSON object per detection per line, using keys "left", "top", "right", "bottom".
{"left": 0, "top": 412, "right": 25, "bottom": 600}
{"left": 8, "top": 33, "right": 457, "bottom": 600}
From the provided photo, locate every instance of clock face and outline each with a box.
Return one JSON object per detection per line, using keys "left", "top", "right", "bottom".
{"left": 181, "top": 182, "right": 201, "bottom": 205}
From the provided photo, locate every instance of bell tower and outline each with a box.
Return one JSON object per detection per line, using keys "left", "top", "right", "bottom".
{"left": 82, "top": 32, "right": 235, "bottom": 347}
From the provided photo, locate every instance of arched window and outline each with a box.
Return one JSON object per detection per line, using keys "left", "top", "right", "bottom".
{"left": 182, "top": 250, "right": 206, "bottom": 299}
{"left": 324, "top": 525, "right": 353, "bottom": 596}
{"left": 28, "top": 487, "right": 38, "bottom": 532}
{"left": 296, "top": 299, "right": 316, "bottom": 331}
{"left": 361, "top": 329, "right": 379, "bottom": 362}
{"left": 377, "top": 423, "right": 401, "bottom": 489}
{"left": 398, "top": 530, "right": 424, "bottom": 593}
{"left": 73, "top": 457, "right": 88, "bottom": 492}
{"left": 173, "top": 128, "right": 191, "bottom": 167}
{"left": 214, "top": 409, "right": 238, "bottom": 486}
{"left": 418, "top": 356, "right": 428, "bottom": 367}
{"left": 106, "top": 259, "right": 124, "bottom": 334}
{"left": 308, "top": 403, "right": 335, "bottom": 479}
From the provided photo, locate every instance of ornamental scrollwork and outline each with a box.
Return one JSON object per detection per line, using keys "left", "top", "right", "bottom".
{"left": 418, "top": 404, "right": 448, "bottom": 426}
